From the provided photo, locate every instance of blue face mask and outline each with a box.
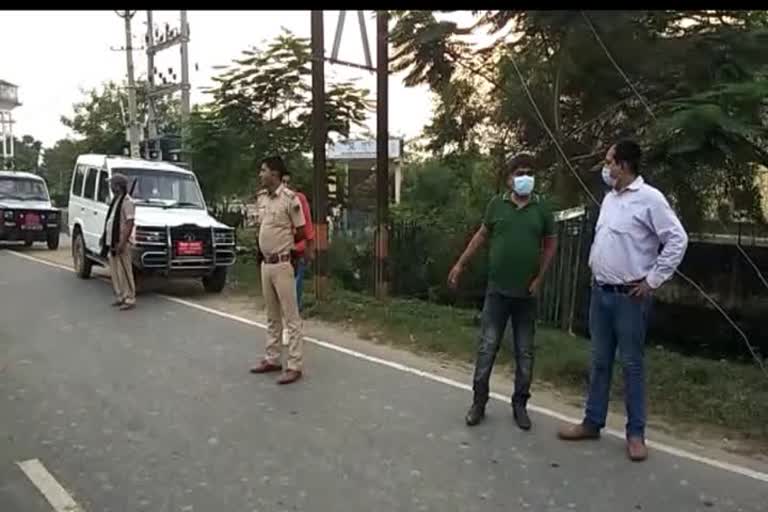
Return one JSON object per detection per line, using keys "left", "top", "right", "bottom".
{"left": 513, "top": 175, "right": 535, "bottom": 196}
{"left": 602, "top": 166, "right": 617, "bottom": 188}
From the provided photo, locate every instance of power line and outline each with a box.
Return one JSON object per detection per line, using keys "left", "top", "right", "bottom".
{"left": 581, "top": 10, "right": 768, "bottom": 369}
{"left": 441, "top": 25, "right": 766, "bottom": 376}
{"left": 445, "top": 50, "right": 599, "bottom": 205}
{"left": 581, "top": 11, "right": 768, "bottom": 288}
{"left": 509, "top": 43, "right": 766, "bottom": 376}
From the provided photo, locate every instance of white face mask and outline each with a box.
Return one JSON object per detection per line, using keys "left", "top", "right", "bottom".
{"left": 513, "top": 175, "right": 535, "bottom": 196}
{"left": 602, "top": 166, "right": 617, "bottom": 188}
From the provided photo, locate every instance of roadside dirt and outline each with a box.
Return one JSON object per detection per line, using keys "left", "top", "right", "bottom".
{"left": 9, "top": 238, "right": 768, "bottom": 473}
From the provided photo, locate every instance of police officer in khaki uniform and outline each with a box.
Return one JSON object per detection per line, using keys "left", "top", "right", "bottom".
{"left": 250, "top": 156, "right": 307, "bottom": 385}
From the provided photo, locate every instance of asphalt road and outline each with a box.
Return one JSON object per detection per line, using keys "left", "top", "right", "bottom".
{"left": 1, "top": 250, "right": 766, "bottom": 511}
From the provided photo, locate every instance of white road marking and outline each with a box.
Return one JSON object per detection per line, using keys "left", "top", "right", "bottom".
{"left": 7, "top": 249, "right": 768, "bottom": 484}
{"left": 16, "top": 459, "right": 84, "bottom": 512}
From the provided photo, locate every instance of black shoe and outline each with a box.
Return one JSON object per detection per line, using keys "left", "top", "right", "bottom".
{"left": 513, "top": 404, "right": 532, "bottom": 431}
{"left": 465, "top": 403, "right": 486, "bottom": 426}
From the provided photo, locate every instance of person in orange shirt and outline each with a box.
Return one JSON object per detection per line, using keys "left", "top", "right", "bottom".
{"left": 282, "top": 171, "right": 314, "bottom": 312}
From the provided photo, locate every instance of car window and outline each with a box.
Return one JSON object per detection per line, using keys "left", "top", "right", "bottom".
{"left": 83, "top": 167, "right": 98, "bottom": 200}
{"left": 0, "top": 178, "right": 49, "bottom": 200}
{"left": 72, "top": 165, "right": 86, "bottom": 197}
{"left": 97, "top": 170, "right": 111, "bottom": 204}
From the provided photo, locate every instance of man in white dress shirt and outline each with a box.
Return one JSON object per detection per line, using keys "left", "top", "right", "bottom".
{"left": 558, "top": 140, "right": 688, "bottom": 462}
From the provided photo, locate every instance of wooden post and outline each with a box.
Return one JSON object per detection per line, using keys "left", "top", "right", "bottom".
{"left": 311, "top": 11, "right": 329, "bottom": 300}
{"left": 374, "top": 10, "right": 390, "bottom": 299}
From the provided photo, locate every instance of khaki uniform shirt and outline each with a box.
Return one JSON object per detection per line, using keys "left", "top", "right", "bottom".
{"left": 105, "top": 195, "right": 136, "bottom": 248}
{"left": 256, "top": 185, "right": 305, "bottom": 256}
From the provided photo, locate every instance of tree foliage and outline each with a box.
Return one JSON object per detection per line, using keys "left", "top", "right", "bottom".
{"left": 6, "top": 135, "right": 43, "bottom": 172}
{"left": 189, "top": 31, "right": 372, "bottom": 201}
{"left": 391, "top": 10, "right": 768, "bottom": 227}
{"left": 41, "top": 138, "right": 86, "bottom": 202}
{"left": 61, "top": 80, "right": 180, "bottom": 155}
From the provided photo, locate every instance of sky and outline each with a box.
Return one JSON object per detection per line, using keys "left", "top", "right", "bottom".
{"left": 0, "top": 10, "right": 452, "bottom": 149}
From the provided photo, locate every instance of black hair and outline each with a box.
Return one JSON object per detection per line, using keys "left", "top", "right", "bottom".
{"left": 261, "top": 156, "right": 288, "bottom": 178}
{"left": 504, "top": 152, "right": 536, "bottom": 177}
{"left": 613, "top": 140, "right": 642, "bottom": 175}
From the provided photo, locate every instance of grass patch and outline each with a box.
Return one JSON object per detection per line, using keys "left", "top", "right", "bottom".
{"left": 231, "top": 260, "right": 768, "bottom": 445}
{"left": 229, "top": 254, "right": 262, "bottom": 295}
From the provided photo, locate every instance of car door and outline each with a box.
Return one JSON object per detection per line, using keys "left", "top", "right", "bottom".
{"left": 81, "top": 166, "right": 101, "bottom": 251}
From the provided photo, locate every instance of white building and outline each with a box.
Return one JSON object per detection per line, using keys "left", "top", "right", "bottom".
{"left": 0, "top": 80, "right": 21, "bottom": 169}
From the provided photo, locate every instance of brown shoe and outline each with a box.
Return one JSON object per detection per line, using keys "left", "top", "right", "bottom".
{"left": 111, "top": 299, "right": 124, "bottom": 307}
{"left": 119, "top": 302, "right": 136, "bottom": 311}
{"left": 277, "top": 369, "right": 302, "bottom": 385}
{"left": 250, "top": 360, "right": 282, "bottom": 374}
{"left": 557, "top": 423, "right": 600, "bottom": 441}
{"left": 627, "top": 437, "right": 648, "bottom": 462}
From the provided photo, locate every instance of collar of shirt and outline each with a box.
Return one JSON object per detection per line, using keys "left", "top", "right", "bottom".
{"left": 502, "top": 192, "right": 539, "bottom": 208}
{"left": 269, "top": 184, "right": 285, "bottom": 198}
{"left": 611, "top": 175, "right": 644, "bottom": 196}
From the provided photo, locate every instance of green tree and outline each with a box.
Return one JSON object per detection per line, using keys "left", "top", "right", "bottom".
{"left": 41, "top": 138, "right": 85, "bottom": 201}
{"left": 188, "top": 30, "right": 372, "bottom": 201}
{"left": 62, "top": 80, "right": 180, "bottom": 155}
{"left": 391, "top": 10, "right": 768, "bottom": 227}
{"left": 6, "top": 135, "right": 43, "bottom": 173}
{"left": 7, "top": 135, "right": 43, "bottom": 172}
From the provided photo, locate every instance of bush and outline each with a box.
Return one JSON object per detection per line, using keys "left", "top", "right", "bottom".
{"left": 328, "top": 230, "right": 375, "bottom": 292}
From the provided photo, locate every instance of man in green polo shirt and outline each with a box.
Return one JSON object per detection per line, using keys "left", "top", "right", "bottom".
{"left": 448, "top": 152, "right": 558, "bottom": 430}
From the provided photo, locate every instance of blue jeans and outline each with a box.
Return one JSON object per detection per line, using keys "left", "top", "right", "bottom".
{"left": 584, "top": 286, "right": 652, "bottom": 439}
{"left": 294, "top": 257, "right": 306, "bottom": 313}
{"left": 472, "top": 291, "right": 536, "bottom": 408}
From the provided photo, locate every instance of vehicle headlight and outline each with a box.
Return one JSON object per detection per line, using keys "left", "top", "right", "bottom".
{"left": 48, "top": 211, "right": 58, "bottom": 221}
{"left": 214, "top": 229, "right": 235, "bottom": 244}
{"left": 3, "top": 210, "right": 13, "bottom": 220}
{"left": 134, "top": 227, "right": 166, "bottom": 244}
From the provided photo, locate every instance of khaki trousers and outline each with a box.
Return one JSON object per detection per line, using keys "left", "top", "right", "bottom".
{"left": 261, "top": 261, "right": 303, "bottom": 371}
{"left": 109, "top": 249, "right": 136, "bottom": 305}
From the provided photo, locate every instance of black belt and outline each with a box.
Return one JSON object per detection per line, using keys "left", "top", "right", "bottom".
{"left": 596, "top": 280, "right": 643, "bottom": 294}
{"left": 262, "top": 253, "right": 291, "bottom": 264}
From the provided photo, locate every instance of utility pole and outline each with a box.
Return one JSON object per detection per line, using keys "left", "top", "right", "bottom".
{"left": 116, "top": 10, "right": 141, "bottom": 159}
{"left": 145, "top": 10, "right": 191, "bottom": 164}
{"left": 318, "top": 11, "right": 383, "bottom": 299}
{"left": 145, "top": 10, "right": 159, "bottom": 159}
{"left": 311, "top": 10, "right": 329, "bottom": 300}
{"left": 374, "top": 10, "right": 390, "bottom": 299}
{"left": 180, "top": 11, "right": 191, "bottom": 129}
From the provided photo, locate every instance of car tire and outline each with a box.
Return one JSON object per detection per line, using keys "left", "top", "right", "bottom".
{"left": 23, "top": 238, "right": 34, "bottom": 248}
{"left": 47, "top": 231, "right": 60, "bottom": 250}
{"left": 72, "top": 229, "right": 92, "bottom": 279}
{"left": 202, "top": 267, "right": 227, "bottom": 293}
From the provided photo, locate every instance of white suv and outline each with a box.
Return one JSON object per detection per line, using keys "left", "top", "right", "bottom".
{"left": 67, "top": 155, "right": 236, "bottom": 293}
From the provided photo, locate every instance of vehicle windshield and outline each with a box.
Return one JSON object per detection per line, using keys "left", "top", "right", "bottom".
{"left": 113, "top": 167, "right": 205, "bottom": 209}
{"left": 0, "top": 177, "right": 50, "bottom": 201}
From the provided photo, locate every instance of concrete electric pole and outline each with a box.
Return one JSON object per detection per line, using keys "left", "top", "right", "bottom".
{"left": 116, "top": 10, "right": 141, "bottom": 159}
{"left": 145, "top": 10, "right": 191, "bottom": 164}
